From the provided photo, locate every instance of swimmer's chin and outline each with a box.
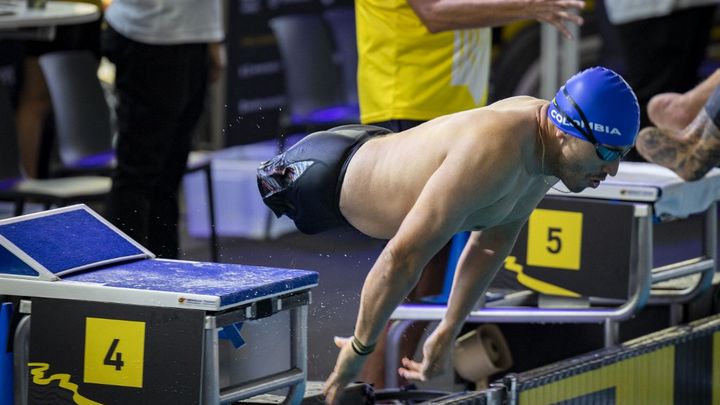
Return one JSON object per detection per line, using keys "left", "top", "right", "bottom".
{"left": 562, "top": 182, "right": 589, "bottom": 193}
{"left": 573, "top": 179, "right": 601, "bottom": 192}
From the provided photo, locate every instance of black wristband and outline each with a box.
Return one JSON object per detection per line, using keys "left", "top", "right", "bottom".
{"left": 351, "top": 335, "right": 376, "bottom": 356}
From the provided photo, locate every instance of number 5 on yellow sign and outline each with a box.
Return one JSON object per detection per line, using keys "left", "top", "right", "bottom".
{"left": 526, "top": 209, "right": 583, "bottom": 271}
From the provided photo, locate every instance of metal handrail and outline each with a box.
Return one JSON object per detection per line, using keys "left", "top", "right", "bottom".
{"left": 220, "top": 368, "right": 305, "bottom": 403}
{"left": 651, "top": 258, "right": 713, "bottom": 283}
{"left": 385, "top": 202, "right": 717, "bottom": 387}
{"left": 390, "top": 213, "right": 654, "bottom": 324}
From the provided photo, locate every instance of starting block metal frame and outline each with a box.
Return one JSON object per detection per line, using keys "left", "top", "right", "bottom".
{"left": 0, "top": 204, "right": 318, "bottom": 404}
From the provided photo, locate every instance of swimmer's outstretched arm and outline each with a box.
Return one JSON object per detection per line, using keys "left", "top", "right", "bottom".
{"left": 441, "top": 219, "right": 527, "bottom": 339}
{"left": 323, "top": 144, "right": 514, "bottom": 404}
{"left": 324, "top": 177, "right": 466, "bottom": 403}
{"left": 398, "top": 218, "right": 527, "bottom": 382}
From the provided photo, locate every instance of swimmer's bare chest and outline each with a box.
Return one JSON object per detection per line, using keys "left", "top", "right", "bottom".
{"left": 461, "top": 184, "right": 547, "bottom": 232}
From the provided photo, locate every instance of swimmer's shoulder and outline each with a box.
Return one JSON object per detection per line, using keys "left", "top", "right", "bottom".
{"left": 449, "top": 96, "right": 546, "bottom": 128}
{"left": 485, "top": 95, "right": 547, "bottom": 111}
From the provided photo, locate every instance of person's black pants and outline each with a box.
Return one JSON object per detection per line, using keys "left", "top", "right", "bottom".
{"left": 103, "top": 26, "right": 209, "bottom": 258}
{"left": 610, "top": 4, "right": 716, "bottom": 128}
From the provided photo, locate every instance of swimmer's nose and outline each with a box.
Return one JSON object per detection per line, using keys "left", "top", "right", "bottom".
{"left": 603, "top": 159, "right": 620, "bottom": 177}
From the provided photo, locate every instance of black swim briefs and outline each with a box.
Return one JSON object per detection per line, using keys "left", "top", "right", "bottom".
{"left": 257, "top": 124, "right": 392, "bottom": 234}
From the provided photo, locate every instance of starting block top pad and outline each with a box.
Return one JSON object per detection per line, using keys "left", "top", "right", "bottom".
{"left": 64, "top": 258, "right": 319, "bottom": 309}
{"left": 0, "top": 205, "right": 319, "bottom": 311}
{"left": 0, "top": 205, "right": 151, "bottom": 279}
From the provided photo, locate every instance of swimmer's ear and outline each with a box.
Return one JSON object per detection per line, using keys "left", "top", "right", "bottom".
{"left": 554, "top": 127, "right": 568, "bottom": 141}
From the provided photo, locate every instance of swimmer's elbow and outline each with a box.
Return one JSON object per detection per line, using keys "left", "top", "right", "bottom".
{"left": 380, "top": 246, "right": 410, "bottom": 271}
{"left": 380, "top": 245, "right": 425, "bottom": 283}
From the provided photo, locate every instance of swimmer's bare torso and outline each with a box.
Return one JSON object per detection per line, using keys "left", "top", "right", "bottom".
{"left": 339, "top": 96, "right": 554, "bottom": 240}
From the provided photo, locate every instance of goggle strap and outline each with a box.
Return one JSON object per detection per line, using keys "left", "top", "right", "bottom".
{"left": 552, "top": 98, "right": 592, "bottom": 141}
{"left": 561, "top": 87, "right": 598, "bottom": 144}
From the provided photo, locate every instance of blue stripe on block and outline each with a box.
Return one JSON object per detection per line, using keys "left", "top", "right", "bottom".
{"left": 0, "top": 209, "right": 145, "bottom": 275}
{"left": 64, "top": 259, "right": 319, "bottom": 307}
{"left": 219, "top": 322, "right": 245, "bottom": 349}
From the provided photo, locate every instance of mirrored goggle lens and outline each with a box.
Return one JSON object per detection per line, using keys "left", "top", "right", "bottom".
{"left": 596, "top": 145, "right": 631, "bottom": 161}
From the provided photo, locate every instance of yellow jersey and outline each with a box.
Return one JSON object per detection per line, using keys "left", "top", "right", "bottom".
{"left": 355, "top": 0, "right": 491, "bottom": 123}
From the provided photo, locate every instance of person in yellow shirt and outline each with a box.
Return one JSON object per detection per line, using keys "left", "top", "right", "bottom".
{"left": 354, "top": 0, "right": 586, "bottom": 389}
{"left": 357, "top": 0, "right": 585, "bottom": 128}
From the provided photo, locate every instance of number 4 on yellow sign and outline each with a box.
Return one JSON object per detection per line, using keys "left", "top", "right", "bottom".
{"left": 526, "top": 208, "right": 583, "bottom": 271}
{"left": 84, "top": 317, "right": 145, "bottom": 388}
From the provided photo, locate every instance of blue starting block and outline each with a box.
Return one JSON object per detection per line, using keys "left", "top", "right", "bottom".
{"left": 0, "top": 204, "right": 318, "bottom": 404}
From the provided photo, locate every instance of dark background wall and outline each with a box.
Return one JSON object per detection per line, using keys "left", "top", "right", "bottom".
{"left": 224, "top": 0, "right": 352, "bottom": 146}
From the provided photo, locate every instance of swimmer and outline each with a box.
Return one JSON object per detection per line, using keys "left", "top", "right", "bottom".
{"left": 636, "top": 74, "right": 720, "bottom": 181}
{"left": 257, "top": 66, "right": 640, "bottom": 404}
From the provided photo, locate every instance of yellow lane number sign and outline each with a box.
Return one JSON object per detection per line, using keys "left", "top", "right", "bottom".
{"left": 84, "top": 317, "right": 145, "bottom": 388}
{"left": 526, "top": 208, "right": 583, "bottom": 270}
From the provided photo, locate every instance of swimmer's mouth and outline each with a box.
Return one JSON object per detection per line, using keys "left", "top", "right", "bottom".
{"left": 589, "top": 175, "right": 606, "bottom": 188}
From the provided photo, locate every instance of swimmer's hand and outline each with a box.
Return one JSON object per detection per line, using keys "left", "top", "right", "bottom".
{"left": 323, "top": 336, "right": 369, "bottom": 405}
{"left": 398, "top": 327, "right": 452, "bottom": 382}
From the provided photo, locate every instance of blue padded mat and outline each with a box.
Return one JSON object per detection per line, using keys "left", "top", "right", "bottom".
{"left": 64, "top": 259, "right": 319, "bottom": 307}
{"left": 0, "top": 208, "right": 146, "bottom": 276}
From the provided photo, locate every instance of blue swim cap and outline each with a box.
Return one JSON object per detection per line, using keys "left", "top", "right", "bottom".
{"left": 548, "top": 66, "right": 640, "bottom": 147}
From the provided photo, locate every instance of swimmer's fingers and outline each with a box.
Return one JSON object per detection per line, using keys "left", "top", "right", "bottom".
{"left": 398, "top": 357, "right": 427, "bottom": 382}
{"left": 323, "top": 372, "right": 345, "bottom": 405}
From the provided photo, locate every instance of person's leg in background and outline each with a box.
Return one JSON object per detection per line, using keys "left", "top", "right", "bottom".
{"left": 15, "top": 56, "right": 49, "bottom": 178}
{"left": 15, "top": 20, "right": 101, "bottom": 179}
{"left": 147, "top": 43, "right": 209, "bottom": 259}
{"left": 356, "top": 118, "right": 453, "bottom": 388}
{"left": 647, "top": 69, "right": 720, "bottom": 132}
{"left": 105, "top": 27, "right": 208, "bottom": 258}
{"left": 603, "top": 4, "right": 716, "bottom": 161}
{"left": 636, "top": 85, "right": 720, "bottom": 181}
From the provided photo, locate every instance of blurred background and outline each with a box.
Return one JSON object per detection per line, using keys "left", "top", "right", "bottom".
{"left": 2, "top": 0, "right": 720, "bottom": 395}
